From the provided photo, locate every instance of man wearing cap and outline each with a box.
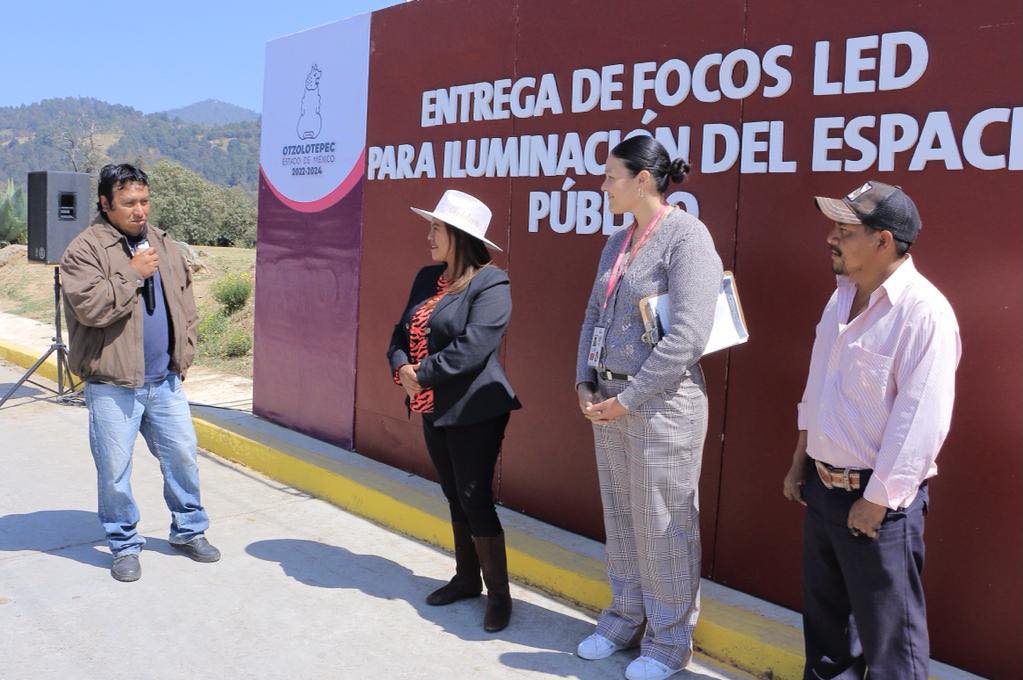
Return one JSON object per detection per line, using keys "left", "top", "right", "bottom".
{"left": 782, "top": 181, "right": 961, "bottom": 679}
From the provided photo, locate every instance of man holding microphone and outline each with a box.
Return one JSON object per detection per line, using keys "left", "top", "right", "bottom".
{"left": 61, "top": 163, "right": 219, "bottom": 582}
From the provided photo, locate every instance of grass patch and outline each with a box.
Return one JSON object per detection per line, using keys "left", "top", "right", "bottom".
{"left": 198, "top": 307, "right": 230, "bottom": 345}
{"left": 211, "top": 272, "right": 253, "bottom": 315}
{"left": 10, "top": 297, "right": 56, "bottom": 319}
{"left": 196, "top": 288, "right": 255, "bottom": 376}
{"left": 222, "top": 327, "right": 253, "bottom": 357}
{"left": 0, "top": 260, "right": 58, "bottom": 323}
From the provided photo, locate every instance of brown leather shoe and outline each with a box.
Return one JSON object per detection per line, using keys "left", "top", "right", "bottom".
{"left": 426, "top": 521, "right": 482, "bottom": 605}
{"left": 473, "top": 533, "right": 512, "bottom": 632}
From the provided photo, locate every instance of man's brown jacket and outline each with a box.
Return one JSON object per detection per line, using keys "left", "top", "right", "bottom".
{"left": 59, "top": 217, "right": 198, "bottom": 387}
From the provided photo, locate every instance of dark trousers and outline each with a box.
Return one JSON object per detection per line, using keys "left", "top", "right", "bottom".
{"left": 802, "top": 460, "right": 929, "bottom": 680}
{"left": 422, "top": 413, "right": 510, "bottom": 537}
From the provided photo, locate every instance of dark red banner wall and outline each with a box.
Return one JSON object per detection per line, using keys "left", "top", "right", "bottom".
{"left": 254, "top": 1, "right": 1023, "bottom": 676}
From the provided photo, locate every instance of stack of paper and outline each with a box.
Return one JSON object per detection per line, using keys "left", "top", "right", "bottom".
{"left": 639, "top": 271, "right": 749, "bottom": 357}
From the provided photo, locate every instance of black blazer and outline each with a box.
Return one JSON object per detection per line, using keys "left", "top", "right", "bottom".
{"left": 388, "top": 264, "right": 521, "bottom": 427}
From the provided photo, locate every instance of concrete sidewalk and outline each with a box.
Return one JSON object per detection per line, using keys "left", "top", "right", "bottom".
{"left": 0, "top": 311, "right": 984, "bottom": 679}
{"left": 0, "top": 361, "right": 751, "bottom": 680}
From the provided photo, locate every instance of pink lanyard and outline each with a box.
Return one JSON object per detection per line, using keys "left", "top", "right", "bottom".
{"left": 602, "top": 204, "right": 670, "bottom": 311}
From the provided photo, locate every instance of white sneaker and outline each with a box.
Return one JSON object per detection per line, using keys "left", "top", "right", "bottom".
{"left": 576, "top": 632, "right": 623, "bottom": 660}
{"left": 624, "top": 655, "right": 681, "bottom": 680}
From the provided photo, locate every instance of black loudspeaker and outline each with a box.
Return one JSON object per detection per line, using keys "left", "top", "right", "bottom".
{"left": 27, "top": 171, "right": 92, "bottom": 264}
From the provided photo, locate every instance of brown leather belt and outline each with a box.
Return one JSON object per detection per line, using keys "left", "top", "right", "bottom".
{"left": 814, "top": 460, "right": 864, "bottom": 491}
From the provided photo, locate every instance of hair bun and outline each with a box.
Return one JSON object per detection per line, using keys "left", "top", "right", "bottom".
{"left": 668, "top": 158, "right": 690, "bottom": 183}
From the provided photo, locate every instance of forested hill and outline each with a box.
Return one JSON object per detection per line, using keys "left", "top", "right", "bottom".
{"left": 0, "top": 97, "right": 259, "bottom": 191}
{"left": 164, "top": 99, "right": 259, "bottom": 126}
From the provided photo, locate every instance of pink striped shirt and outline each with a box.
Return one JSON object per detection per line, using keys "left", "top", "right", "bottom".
{"left": 797, "top": 257, "right": 962, "bottom": 510}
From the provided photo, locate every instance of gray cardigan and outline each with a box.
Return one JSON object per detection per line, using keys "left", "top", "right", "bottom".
{"left": 575, "top": 207, "right": 723, "bottom": 410}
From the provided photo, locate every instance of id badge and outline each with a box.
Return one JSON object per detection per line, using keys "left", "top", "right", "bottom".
{"left": 587, "top": 326, "right": 607, "bottom": 369}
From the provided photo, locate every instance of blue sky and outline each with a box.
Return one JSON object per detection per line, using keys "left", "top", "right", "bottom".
{"left": 0, "top": 1, "right": 404, "bottom": 114}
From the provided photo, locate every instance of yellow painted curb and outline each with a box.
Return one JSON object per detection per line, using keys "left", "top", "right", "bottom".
{"left": 0, "top": 340, "right": 80, "bottom": 388}
{"left": 699, "top": 598, "right": 805, "bottom": 678}
{"left": 192, "top": 417, "right": 454, "bottom": 548}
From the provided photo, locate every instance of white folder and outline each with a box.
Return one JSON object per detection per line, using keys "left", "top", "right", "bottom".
{"left": 639, "top": 271, "right": 749, "bottom": 357}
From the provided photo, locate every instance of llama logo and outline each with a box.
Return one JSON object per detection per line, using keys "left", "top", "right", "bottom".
{"left": 296, "top": 64, "right": 323, "bottom": 140}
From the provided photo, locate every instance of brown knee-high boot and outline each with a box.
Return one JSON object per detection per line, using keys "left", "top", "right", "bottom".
{"left": 473, "top": 534, "right": 512, "bottom": 631}
{"left": 426, "top": 521, "right": 483, "bottom": 605}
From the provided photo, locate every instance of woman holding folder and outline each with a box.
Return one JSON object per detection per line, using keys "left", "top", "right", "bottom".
{"left": 574, "top": 137, "right": 722, "bottom": 680}
{"left": 387, "top": 190, "right": 521, "bottom": 632}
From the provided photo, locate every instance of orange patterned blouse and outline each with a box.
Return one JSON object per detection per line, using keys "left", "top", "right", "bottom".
{"left": 394, "top": 276, "right": 450, "bottom": 413}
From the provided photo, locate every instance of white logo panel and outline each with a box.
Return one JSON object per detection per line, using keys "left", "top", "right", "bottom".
{"left": 260, "top": 15, "right": 370, "bottom": 206}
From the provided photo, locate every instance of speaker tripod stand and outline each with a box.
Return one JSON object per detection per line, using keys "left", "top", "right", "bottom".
{"left": 0, "top": 267, "right": 82, "bottom": 408}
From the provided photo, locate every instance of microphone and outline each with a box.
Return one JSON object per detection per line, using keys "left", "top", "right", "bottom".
{"left": 136, "top": 239, "right": 156, "bottom": 315}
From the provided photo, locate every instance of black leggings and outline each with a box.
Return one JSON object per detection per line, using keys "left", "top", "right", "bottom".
{"left": 422, "top": 413, "right": 510, "bottom": 537}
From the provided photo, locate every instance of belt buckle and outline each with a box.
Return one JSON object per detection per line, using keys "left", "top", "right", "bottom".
{"left": 841, "top": 468, "right": 852, "bottom": 491}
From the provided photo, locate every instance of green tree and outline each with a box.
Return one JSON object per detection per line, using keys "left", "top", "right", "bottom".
{"left": 148, "top": 160, "right": 220, "bottom": 244}
{"left": 147, "top": 160, "right": 256, "bottom": 247}
{"left": 0, "top": 179, "right": 27, "bottom": 243}
{"left": 218, "top": 185, "right": 257, "bottom": 247}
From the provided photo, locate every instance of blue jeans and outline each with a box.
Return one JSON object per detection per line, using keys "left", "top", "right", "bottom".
{"left": 85, "top": 374, "right": 209, "bottom": 556}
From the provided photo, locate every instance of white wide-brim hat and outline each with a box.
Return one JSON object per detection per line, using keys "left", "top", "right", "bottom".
{"left": 410, "top": 189, "right": 501, "bottom": 251}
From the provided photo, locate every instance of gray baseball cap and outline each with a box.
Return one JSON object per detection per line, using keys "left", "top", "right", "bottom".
{"left": 814, "top": 181, "right": 922, "bottom": 243}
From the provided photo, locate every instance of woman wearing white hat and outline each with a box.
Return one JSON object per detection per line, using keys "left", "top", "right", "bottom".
{"left": 387, "top": 189, "right": 521, "bottom": 632}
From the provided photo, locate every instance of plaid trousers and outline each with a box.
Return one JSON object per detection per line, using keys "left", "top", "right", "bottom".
{"left": 592, "top": 370, "right": 708, "bottom": 670}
